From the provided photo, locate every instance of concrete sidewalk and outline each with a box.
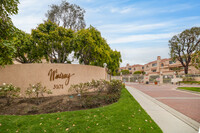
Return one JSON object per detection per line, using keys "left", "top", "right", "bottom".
{"left": 126, "top": 86, "right": 199, "bottom": 133}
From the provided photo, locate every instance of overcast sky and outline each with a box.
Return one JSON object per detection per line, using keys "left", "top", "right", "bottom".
{"left": 11, "top": 0, "right": 200, "bottom": 66}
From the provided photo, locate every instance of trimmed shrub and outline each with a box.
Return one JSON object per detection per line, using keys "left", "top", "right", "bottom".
{"left": 133, "top": 71, "right": 144, "bottom": 75}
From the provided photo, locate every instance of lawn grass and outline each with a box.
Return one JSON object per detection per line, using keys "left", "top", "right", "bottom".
{"left": 179, "top": 81, "right": 200, "bottom": 84}
{"left": 177, "top": 87, "right": 200, "bottom": 92}
{"left": 0, "top": 88, "right": 162, "bottom": 133}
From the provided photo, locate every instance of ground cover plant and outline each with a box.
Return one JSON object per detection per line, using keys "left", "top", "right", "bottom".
{"left": 177, "top": 87, "right": 200, "bottom": 92}
{"left": 0, "top": 87, "right": 162, "bottom": 133}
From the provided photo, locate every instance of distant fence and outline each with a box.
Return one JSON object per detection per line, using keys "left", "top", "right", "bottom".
{"left": 163, "top": 75, "right": 173, "bottom": 83}
{"left": 111, "top": 74, "right": 200, "bottom": 83}
{"left": 149, "top": 75, "right": 160, "bottom": 83}
{"left": 111, "top": 74, "right": 144, "bottom": 83}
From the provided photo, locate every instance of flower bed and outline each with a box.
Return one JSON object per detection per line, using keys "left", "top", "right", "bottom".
{"left": 0, "top": 80, "right": 123, "bottom": 115}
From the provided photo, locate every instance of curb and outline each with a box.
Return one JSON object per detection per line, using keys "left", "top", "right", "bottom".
{"left": 127, "top": 85, "right": 200, "bottom": 131}
{"left": 176, "top": 88, "right": 200, "bottom": 95}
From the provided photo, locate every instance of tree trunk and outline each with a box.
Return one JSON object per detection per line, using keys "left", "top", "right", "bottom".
{"left": 184, "top": 65, "right": 188, "bottom": 74}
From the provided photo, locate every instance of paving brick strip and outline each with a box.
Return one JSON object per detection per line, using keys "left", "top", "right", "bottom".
{"left": 126, "top": 83, "right": 200, "bottom": 123}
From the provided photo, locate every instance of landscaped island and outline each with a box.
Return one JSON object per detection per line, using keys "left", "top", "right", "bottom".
{"left": 0, "top": 82, "right": 162, "bottom": 132}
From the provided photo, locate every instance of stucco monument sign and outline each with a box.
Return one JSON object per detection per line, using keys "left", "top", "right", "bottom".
{"left": 0, "top": 64, "right": 106, "bottom": 97}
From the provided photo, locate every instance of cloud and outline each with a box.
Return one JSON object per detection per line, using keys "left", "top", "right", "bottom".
{"left": 98, "top": 22, "right": 172, "bottom": 34}
{"left": 159, "top": 3, "right": 195, "bottom": 13}
{"left": 119, "top": 47, "right": 170, "bottom": 66}
{"left": 12, "top": 15, "right": 44, "bottom": 33}
{"left": 110, "top": 7, "right": 132, "bottom": 14}
{"left": 108, "top": 33, "right": 176, "bottom": 44}
{"left": 11, "top": 0, "right": 57, "bottom": 33}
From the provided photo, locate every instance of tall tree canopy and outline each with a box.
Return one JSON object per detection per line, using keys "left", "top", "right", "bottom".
{"left": 0, "top": 40, "right": 15, "bottom": 66}
{"left": 45, "top": 0, "right": 86, "bottom": 31}
{"left": 0, "top": 0, "right": 19, "bottom": 66}
{"left": 107, "top": 50, "right": 122, "bottom": 75}
{"left": 13, "top": 29, "right": 43, "bottom": 63}
{"left": 74, "top": 26, "right": 122, "bottom": 75}
{"left": 32, "top": 20, "right": 74, "bottom": 63}
{"left": 169, "top": 27, "right": 200, "bottom": 74}
{"left": 0, "top": 0, "right": 19, "bottom": 41}
{"left": 74, "top": 26, "right": 110, "bottom": 65}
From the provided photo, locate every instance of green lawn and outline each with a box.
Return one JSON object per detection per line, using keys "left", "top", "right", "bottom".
{"left": 177, "top": 87, "right": 200, "bottom": 92}
{"left": 179, "top": 81, "right": 200, "bottom": 84}
{"left": 0, "top": 88, "right": 162, "bottom": 133}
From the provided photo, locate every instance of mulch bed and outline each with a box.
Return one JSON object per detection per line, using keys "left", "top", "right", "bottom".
{"left": 0, "top": 91, "right": 118, "bottom": 115}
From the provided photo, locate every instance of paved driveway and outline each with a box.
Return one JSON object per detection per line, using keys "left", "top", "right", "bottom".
{"left": 126, "top": 83, "right": 200, "bottom": 123}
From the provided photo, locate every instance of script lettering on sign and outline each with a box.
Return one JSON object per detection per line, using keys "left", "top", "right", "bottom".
{"left": 48, "top": 69, "right": 75, "bottom": 86}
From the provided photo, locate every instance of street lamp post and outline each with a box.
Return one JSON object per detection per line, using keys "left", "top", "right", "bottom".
{"left": 103, "top": 63, "right": 107, "bottom": 80}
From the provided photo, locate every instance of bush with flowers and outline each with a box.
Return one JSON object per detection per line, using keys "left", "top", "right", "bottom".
{"left": 69, "top": 79, "right": 123, "bottom": 107}
{"left": 26, "top": 82, "right": 52, "bottom": 105}
{"left": 26, "top": 82, "right": 52, "bottom": 98}
{"left": 0, "top": 83, "right": 21, "bottom": 105}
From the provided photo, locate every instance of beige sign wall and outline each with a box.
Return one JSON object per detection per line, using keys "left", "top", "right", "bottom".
{"left": 0, "top": 64, "right": 107, "bottom": 97}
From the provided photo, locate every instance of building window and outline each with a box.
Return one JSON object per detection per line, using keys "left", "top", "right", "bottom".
{"left": 152, "top": 69, "right": 156, "bottom": 72}
{"left": 134, "top": 68, "right": 136, "bottom": 70}
{"left": 142, "top": 67, "right": 144, "bottom": 69}
{"left": 161, "top": 63, "right": 164, "bottom": 67}
{"left": 169, "top": 61, "right": 176, "bottom": 64}
{"left": 152, "top": 63, "right": 157, "bottom": 67}
{"left": 128, "top": 68, "right": 131, "bottom": 70}
{"left": 146, "top": 65, "right": 148, "bottom": 68}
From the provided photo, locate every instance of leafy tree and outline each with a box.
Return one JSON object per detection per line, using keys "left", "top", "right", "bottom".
{"left": 45, "top": 0, "right": 86, "bottom": 31}
{"left": 13, "top": 29, "right": 43, "bottom": 63}
{"left": 170, "top": 67, "right": 183, "bottom": 75}
{"left": 0, "top": 0, "right": 19, "bottom": 41}
{"left": 121, "top": 70, "right": 130, "bottom": 75}
{"left": 0, "top": 0, "right": 19, "bottom": 66}
{"left": 169, "top": 27, "right": 200, "bottom": 74}
{"left": 74, "top": 26, "right": 121, "bottom": 75}
{"left": 73, "top": 27, "right": 94, "bottom": 65}
{"left": 89, "top": 36, "right": 112, "bottom": 67}
{"left": 107, "top": 50, "right": 122, "bottom": 75}
{"left": 32, "top": 20, "right": 74, "bottom": 63}
{"left": 0, "top": 40, "right": 15, "bottom": 66}
{"left": 191, "top": 51, "right": 200, "bottom": 69}
{"left": 74, "top": 26, "right": 109, "bottom": 65}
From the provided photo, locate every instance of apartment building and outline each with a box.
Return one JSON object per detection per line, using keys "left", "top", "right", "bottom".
{"left": 120, "top": 64, "right": 144, "bottom": 74}
{"left": 120, "top": 56, "right": 200, "bottom": 76}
